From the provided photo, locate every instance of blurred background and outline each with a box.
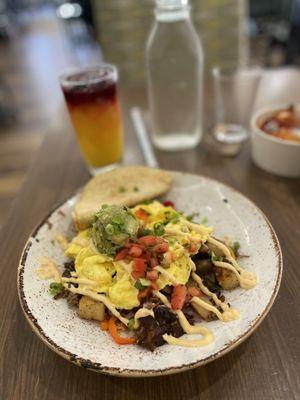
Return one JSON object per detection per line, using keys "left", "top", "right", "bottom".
{"left": 0, "top": 0, "right": 299, "bottom": 225}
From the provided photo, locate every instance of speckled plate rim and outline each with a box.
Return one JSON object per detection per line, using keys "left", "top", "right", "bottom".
{"left": 17, "top": 171, "right": 283, "bottom": 378}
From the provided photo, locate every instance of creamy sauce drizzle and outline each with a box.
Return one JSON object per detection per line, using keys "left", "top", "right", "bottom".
{"left": 154, "top": 266, "right": 179, "bottom": 285}
{"left": 36, "top": 257, "right": 61, "bottom": 282}
{"left": 152, "top": 290, "right": 214, "bottom": 347}
{"left": 208, "top": 237, "right": 257, "bottom": 289}
{"left": 134, "top": 308, "right": 154, "bottom": 328}
{"left": 65, "top": 285, "right": 129, "bottom": 326}
{"left": 192, "top": 272, "right": 240, "bottom": 321}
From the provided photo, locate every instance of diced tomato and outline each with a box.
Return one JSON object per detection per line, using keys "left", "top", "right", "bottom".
{"left": 137, "top": 235, "right": 158, "bottom": 247}
{"left": 150, "top": 256, "right": 158, "bottom": 269}
{"left": 128, "top": 245, "right": 143, "bottom": 258}
{"left": 131, "top": 258, "right": 146, "bottom": 279}
{"left": 163, "top": 200, "right": 175, "bottom": 208}
{"left": 134, "top": 258, "right": 146, "bottom": 271}
{"left": 135, "top": 209, "right": 149, "bottom": 223}
{"left": 123, "top": 238, "right": 133, "bottom": 248}
{"left": 150, "top": 281, "right": 159, "bottom": 290}
{"left": 146, "top": 270, "right": 158, "bottom": 281}
{"left": 153, "top": 242, "right": 169, "bottom": 254}
{"left": 187, "top": 286, "right": 203, "bottom": 298}
{"left": 171, "top": 285, "right": 187, "bottom": 310}
{"left": 188, "top": 243, "right": 198, "bottom": 254}
{"left": 114, "top": 248, "right": 128, "bottom": 261}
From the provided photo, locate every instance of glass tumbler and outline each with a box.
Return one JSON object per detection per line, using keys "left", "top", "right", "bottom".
{"left": 60, "top": 64, "right": 124, "bottom": 175}
{"left": 212, "top": 66, "right": 261, "bottom": 147}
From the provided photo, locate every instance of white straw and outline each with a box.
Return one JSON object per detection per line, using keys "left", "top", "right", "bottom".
{"left": 130, "top": 107, "right": 159, "bottom": 168}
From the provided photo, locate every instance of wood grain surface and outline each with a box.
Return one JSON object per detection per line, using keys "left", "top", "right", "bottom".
{"left": 0, "top": 71, "right": 299, "bottom": 400}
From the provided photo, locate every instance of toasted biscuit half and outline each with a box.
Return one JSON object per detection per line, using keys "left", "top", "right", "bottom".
{"left": 73, "top": 166, "right": 173, "bottom": 230}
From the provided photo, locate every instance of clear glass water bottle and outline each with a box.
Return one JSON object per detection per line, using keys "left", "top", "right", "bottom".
{"left": 146, "top": 0, "right": 203, "bottom": 151}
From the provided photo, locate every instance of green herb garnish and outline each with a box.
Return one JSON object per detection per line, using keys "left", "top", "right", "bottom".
{"left": 141, "top": 199, "right": 153, "bottom": 205}
{"left": 139, "top": 227, "right": 154, "bottom": 237}
{"left": 49, "top": 282, "right": 64, "bottom": 296}
{"left": 118, "top": 186, "right": 126, "bottom": 193}
{"left": 201, "top": 217, "right": 208, "bottom": 224}
{"left": 127, "top": 318, "right": 135, "bottom": 330}
{"left": 186, "top": 212, "right": 198, "bottom": 221}
{"left": 133, "top": 186, "right": 139, "bottom": 192}
{"left": 111, "top": 215, "right": 124, "bottom": 225}
{"left": 134, "top": 279, "right": 146, "bottom": 291}
{"left": 233, "top": 241, "right": 240, "bottom": 251}
{"left": 51, "top": 240, "right": 55, "bottom": 246}
{"left": 154, "top": 222, "right": 165, "bottom": 236}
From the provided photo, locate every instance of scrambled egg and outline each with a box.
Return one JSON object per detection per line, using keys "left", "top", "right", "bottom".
{"left": 65, "top": 230, "right": 139, "bottom": 308}
{"left": 132, "top": 201, "right": 175, "bottom": 228}
{"left": 75, "top": 247, "right": 115, "bottom": 293}
{"left": 157, "top": 254, "right": 191, "bottom": 289}
{"left": 108, "top": 273, "right": 139, "bottom": 309}
{"left": 65, "top": 229, "right": 90, "bottom": 258}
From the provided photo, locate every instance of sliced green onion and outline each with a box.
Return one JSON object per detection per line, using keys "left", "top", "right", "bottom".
{"left": 105, "top": 224, "right": 115, "bottom": 235}
{"left": 154, "top": 222, "right": 165, "bottom": 236}
{"left": 111, "top": 215, "right": 124, "bottom": 225}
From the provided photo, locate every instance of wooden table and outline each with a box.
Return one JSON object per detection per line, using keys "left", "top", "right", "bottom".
{"left": 0, "top": 69, "right": 299, "bottom": 400}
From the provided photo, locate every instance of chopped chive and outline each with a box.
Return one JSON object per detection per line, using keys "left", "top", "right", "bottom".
{"left": 51, "top": 239, "right": 55, "bottom": 245}
{"left": 133, "top": 186, "right": 139, "bottom": 192}
{"left": 118, "top": 186, "right": 126, "bottom": 193}
{"left": 201, "top": 217, "right": 208, "bottom": 224}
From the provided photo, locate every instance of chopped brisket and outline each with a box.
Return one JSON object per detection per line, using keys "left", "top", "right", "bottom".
{"left": 136, "top": 305, "right": 184, "bottom": 351}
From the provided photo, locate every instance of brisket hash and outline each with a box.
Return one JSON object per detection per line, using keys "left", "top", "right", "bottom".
{"left": 136, "top": 305, "right": 184, "bottom": 351}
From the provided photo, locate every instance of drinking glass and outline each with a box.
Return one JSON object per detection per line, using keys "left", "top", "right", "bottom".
{"left": 212, "top": 66, "right": 261, "bottom": 147}
{"left": 60, "top": 64, "right": 123, "bottom": 174}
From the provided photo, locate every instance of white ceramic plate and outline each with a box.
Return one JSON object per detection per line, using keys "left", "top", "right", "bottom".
{"left": 17, "top": 172, "right": 282, "bottom": 377}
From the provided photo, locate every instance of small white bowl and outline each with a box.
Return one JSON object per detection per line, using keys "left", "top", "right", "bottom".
{"left": 251, "top": 105, "right": 300, "bottom": 177}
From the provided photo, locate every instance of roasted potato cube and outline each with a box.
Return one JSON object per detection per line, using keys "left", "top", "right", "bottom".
{"left": 192, "top": 297, "right": 217, "bottom": 321}
{"left": 213, "top": 266, "right": 239, "bottom": 290}
{"left": 79, "top": 296, "right": 105, "bottom": 322}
